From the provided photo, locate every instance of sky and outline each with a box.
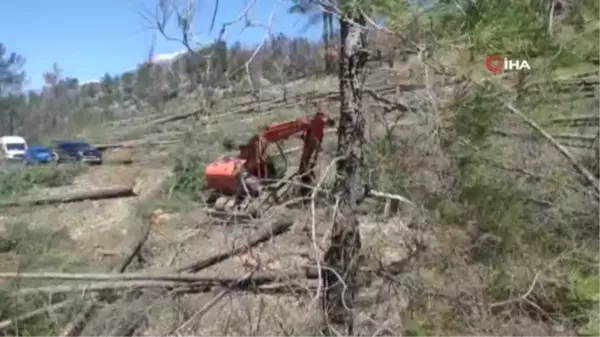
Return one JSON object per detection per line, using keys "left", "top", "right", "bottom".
{"left": 0, "top": 0, "right": 322, "bottom": 89}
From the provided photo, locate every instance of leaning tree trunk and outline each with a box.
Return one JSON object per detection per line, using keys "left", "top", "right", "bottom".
{"left": 321, "top": 11, "right": 369, "bottom": 335}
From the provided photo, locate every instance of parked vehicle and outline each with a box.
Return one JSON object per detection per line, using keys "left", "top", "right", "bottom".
{"left": 53, "top": 140, "right": 102, "bottom": 164}
{"left": 0, "top": 136, "right": 28, "bottom": 160}
{"left": 23, "top": 145, "right": 54, "bottom": 165}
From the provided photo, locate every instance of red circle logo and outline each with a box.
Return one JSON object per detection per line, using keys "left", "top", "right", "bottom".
{"left": 485, "top": 55, "right": 503, "bottom": 73}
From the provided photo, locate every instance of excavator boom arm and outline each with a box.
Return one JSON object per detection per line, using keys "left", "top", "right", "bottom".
{"left": 204, "top": 112, "right": 328, "bottom": 195}
{"left": 239, "top": 112, "right": 328, "bottom": 179}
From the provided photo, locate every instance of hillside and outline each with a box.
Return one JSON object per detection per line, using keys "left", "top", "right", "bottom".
{"left": 0, "top": 0, "right": 598, "bottom": 336}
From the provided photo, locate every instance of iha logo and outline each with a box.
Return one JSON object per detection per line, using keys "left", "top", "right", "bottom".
{"left": 485, "top": 55, "right": 531, "bottom": 73}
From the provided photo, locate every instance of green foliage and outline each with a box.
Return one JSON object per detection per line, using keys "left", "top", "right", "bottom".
{"left": 454, "top": 86, "right": 502, "bottom": 147}
{"left": 434, "top": 1, "right": 556, "bottom": 56}
{"left": 568, "top": 272, "right": 600, "bottom": 336}
{"left": 167, "top": 132, "right": 228, "bottom": 201}
{"left": 3, "top": 221, "right": 76, "bottom": 268}
{"left": 0, "top": 290, "right": 65, "bottom": 336}
{"left": 170, "top": 152, "right": 209, "bottom": 200}
{"left": 456, "top": 162, "right": 534, "bottom": 260}
{"left": 0, "top": 164, "right": 85, "bottom": 198}
{"left": 0, "top": 43, "right": 26, "bottom": 135}
{"left": 367, "top": 137, "right": 410, "bottom": 196}
{"left": 0, "top": 221, "right": 82, "bottom": 336}
{"left": 0, "top": 43, "right": 26, "bottom": 93}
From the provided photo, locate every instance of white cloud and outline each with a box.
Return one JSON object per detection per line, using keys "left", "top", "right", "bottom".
{"left": 75, "top": 49, "right": 186, "bottom": 86}
{"left": 80, "top": 79, "right": 99, "bottom": 85}
{"left": 151, "top": 49, "right": 186, "bottom": 64}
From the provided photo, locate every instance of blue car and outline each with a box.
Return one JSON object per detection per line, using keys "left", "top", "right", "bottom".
{"left": 53, "top": 140, "right": 102, "bottom": 164}
{"left": 23, "top": 146, "right": 54, "bottom": 165}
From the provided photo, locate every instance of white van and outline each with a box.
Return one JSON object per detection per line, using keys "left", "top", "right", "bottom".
{"left": 1, "top": 136, "right": 28, "bottom": 160}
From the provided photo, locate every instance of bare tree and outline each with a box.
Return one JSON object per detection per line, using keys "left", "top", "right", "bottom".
{"left": 321, "top": 4, "right": 370, "bottom": 335}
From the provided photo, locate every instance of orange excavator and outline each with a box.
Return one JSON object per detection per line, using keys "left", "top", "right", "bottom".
{"left": 203, "top": 111, "right": 330, "bottom": 216}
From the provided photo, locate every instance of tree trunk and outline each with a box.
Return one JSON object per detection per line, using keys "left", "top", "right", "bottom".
{"left": 0, "top": 186, "right": 137, "bottom": 208}
{"left": 322, "top": 12, "right": 331, "bottom": 74}
{"left": 591, "top": 135, "right": 599, "bottom": 178}
{"left": 321, "top": 12, "right": 369, "bottom": 335}
{"left": 327, "top": 12, "right": 335, "bottom": 74}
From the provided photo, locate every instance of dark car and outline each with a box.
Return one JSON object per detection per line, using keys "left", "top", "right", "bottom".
{"left": 53, "top": 140, "right": 102, "bottom": 164}
{"left": 23, "top": 145, "right": 54, "bottom": 165}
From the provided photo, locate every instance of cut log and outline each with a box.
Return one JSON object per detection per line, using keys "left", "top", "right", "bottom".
{"left": 0, "top": 186, "right": 137, "bottom": 208}
{"left": 15, "top": 277, "right": 311, "bottom": 296}
{"left": 102, "top": 159, "right": 134, "bottom": 165}
{"left": 95, "top": 140, "right": 178, "bottom": 151}
{"left": 177, "top": 216, "right": 294, "bottom": 273}
{"left": 0, "top": 270, "right": 307, "bottom": 284}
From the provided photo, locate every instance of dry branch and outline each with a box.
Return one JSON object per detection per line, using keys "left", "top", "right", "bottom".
{"left": 58, "top": 301, "right": 96, "bottom": 337}
{"left": 0, "top": 186, "right": 137, "bottom": 208}
{"left": 0, "top": 299, "right": 79, "bottom": 330}
{"left": 364, "top": 87, "right": 410, "bottom": 112}
{"left": 369, "top": 189, "right": 414, "bottom": 206}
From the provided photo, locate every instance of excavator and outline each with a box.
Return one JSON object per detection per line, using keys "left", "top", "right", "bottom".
{"left": 203, "top": 111, "right": 330, "bottom": 217}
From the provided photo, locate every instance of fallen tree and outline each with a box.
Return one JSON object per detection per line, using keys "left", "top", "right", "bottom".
{"left": 3, "top": 247, "right": 423, "bottom": 296}
{"left": 549, "top": 114, "right": 600, "bottom": 126}
{"left": 95, "top": 140, "right": 179, "bottom": 151}
{"left": 492, "top": 129, "right": 598, "bottom": 143}
{"left": 131, "top": 82, "right": 420, "bottom": 132}
{"left": 0, "top": 186, "right": 137, "bottom": 208}
{"left": 503, "top": 102, "right": 600, "bottom": 195}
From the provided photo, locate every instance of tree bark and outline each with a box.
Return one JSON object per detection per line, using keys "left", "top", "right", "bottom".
{"left": 322, "top": 12, "right": 331, "bottom": 74}
{"left": 321, "top": 11, "right": 369, "bottom": 335}
{"left": 0, "top": 186, "right": 136, "bottom": 208}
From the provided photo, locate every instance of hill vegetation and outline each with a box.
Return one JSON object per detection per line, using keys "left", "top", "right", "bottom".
{"left": 0, "top": 0, "right": 598, "bottom": 335}
{"left": 0, "top": 33, "right": 362, "bottom": 142}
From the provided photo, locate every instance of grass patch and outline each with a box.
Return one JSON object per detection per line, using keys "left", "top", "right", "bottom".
{"left": 1, "top": 221, "right": 82, "bottom": 271}
{"left": 0, "top": 164, "right": 86, "bottom": 199}
{"left": 0, "top": 221, "right": 88, "bottom": 335}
